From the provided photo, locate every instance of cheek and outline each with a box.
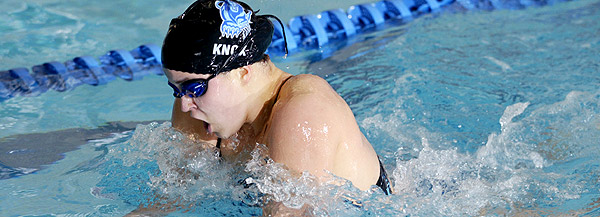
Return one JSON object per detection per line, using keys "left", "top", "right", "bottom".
{"left": 193, "top": 80, "right": 236, "bottom": 114}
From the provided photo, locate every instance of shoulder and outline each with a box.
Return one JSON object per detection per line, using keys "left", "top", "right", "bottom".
{"left": 286, "top": 74, "right": 331, "bottom": 90}
{"left": 278, "top": 74, "right": 347, "bottom": 109}
{"left": 272, "top": 74, "right": 353, "bottom": 130}
{"left": 264, "top": 73, "right": 381, "bottom": 189}
{"left": 265, "top": 74, "right": 360, "bottom": 176}
{"left": 269, "top": 74, "right": 345, "bottom": 138}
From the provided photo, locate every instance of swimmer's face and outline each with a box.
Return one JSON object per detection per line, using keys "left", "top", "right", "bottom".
{"left": 165, "top": 68, "right": 247, "bottom": 138}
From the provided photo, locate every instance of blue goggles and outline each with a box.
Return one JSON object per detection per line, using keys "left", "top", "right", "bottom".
{"left": 168, "top": 74, "right": 217, "bottom": 98}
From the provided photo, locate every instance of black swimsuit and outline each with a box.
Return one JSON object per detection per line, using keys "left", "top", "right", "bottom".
{"left": 376, "top": 157, "right": 393, "bottom": 195}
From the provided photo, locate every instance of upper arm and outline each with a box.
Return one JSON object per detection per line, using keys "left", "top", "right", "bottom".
{"left": 267, "top": 75, "right": 356, "bottom": 178}
{"left": 268, "top": 97, "right": 335, "bottom": 178}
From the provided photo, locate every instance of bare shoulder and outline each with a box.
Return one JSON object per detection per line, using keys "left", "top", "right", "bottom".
{"left": 286, "top": 74, "right": 334, "bottom": 93}
{"left": 272, "top": 74, "right": 355, "bottom": 134}
{"left": 278, "top": 74, "right": 349, "bottom": 111}
{"left": 265, "top": 74, "right": 368, "bottom": 177}
{"left": 267, "top": 74, "right": 381, "bottom": 190}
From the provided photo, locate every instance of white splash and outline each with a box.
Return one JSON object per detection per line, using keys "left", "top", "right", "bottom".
{"left": 484, "top": 56, "right": 512, "bottom": 72}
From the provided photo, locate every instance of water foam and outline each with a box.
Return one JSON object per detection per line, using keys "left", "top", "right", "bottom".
{"left": 96, "top": 91, "right": 598, "bottom": 215}
{"left": 365, "top": 91, "right": 599, "bottom": 215}
{"left": 98, "top": 122, "right": 390, "bottom": 216}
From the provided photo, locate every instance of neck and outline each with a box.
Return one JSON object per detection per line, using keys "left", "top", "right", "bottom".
{"left": 244, "top": 61, "right": 291, "bottom": 139}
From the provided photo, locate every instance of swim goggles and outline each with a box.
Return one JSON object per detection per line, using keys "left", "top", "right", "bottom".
{"left": 168, "top": 74, "right": 217, "bottom": 98}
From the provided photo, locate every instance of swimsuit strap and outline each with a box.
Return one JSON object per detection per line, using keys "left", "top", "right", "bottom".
{"left": 216, "top": 138, "right": 222, "bottom": 157}
{"left": 273, "top": 75, "right": 294, "bottom": 104}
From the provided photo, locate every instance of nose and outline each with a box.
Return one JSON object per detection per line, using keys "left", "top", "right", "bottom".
{"left": 180, "top": 95, "right": 197, "bottom": 112}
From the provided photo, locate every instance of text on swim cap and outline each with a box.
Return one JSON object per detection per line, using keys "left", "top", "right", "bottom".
{"left": 213, "top": 43, "right": 247, "bottom": 56}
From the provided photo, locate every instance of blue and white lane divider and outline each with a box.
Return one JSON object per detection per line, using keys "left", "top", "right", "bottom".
{"left": 1, "top": 45, "right": 163, "bottom": 100}
{"left": 0, "top": 0, "right": 459, "bottom": 100}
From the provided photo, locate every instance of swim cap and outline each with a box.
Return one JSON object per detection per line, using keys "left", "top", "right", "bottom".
{"left": 162, "top": 0, "right": 274, "bottom": 75}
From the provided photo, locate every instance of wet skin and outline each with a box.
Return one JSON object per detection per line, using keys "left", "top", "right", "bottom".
{"left": 166, "top": 58, "right": 381, "bottom": 191}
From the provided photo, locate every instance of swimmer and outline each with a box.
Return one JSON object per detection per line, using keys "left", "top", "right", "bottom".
{"left": 129, "top": 0, "right": 391, "bottom": 215}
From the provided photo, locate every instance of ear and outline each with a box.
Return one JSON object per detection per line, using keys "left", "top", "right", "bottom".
{"left": 240, "top": 65, "right": 252, "bottom": 83}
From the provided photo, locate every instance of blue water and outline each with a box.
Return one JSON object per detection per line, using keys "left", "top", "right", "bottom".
{"left": 1, "top": 0, "right": 600, "bottom": 216}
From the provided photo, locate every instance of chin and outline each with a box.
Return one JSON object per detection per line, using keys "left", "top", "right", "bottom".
{"left": 214, "top": 130, "right": 231, "bottom": 139}
{"left": 215, "top": 122, "right": 243, "bottom": 139}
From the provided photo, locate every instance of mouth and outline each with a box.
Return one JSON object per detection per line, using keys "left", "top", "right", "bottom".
{"left": 204, "top": 122, "right": 213, "bottom": 134}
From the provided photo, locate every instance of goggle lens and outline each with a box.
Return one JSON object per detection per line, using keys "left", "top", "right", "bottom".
{"left": 168, "top": 74, "right": 215, "bottom": 98}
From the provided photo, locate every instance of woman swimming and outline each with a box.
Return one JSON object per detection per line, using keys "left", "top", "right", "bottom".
{"left": 130, "top": 0, "right": 392, "bottom": 215}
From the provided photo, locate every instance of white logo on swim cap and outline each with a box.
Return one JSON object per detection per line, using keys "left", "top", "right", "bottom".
{"left": 215, "top": 0, "right": 252, "bottom": 40}
{"left": 212, "top": 43, "right": 247, "bottom": 56}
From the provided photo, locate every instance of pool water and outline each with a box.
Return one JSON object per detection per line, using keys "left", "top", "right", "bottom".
{"left": 1, "top": 0, "right": 600, "bottom": 216}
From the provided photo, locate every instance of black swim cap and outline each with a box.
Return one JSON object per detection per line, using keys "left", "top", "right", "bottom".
{"left": 162, "top": 0, "right": 274, "bottom": 75}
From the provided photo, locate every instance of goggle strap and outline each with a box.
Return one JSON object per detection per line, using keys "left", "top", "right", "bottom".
{"left": 260, "top": 14, "right": 288, "bottom": 56}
